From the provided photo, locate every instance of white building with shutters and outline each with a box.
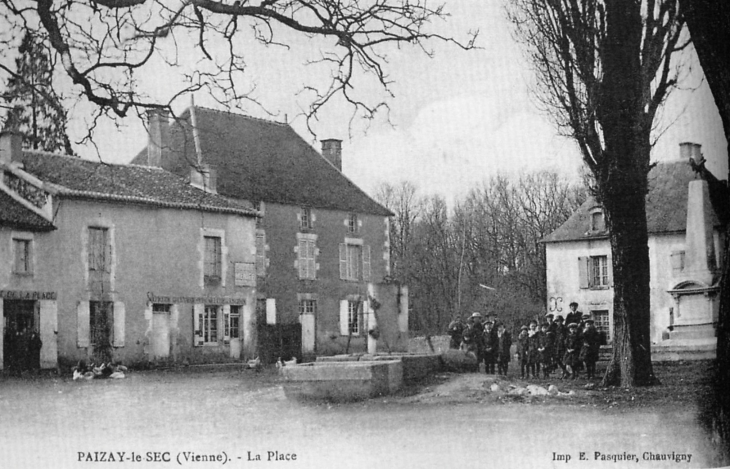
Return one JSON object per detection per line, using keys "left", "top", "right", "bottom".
{"left": 543, "top": 143, "right": 727, "bottom": 353}
{"left": 0, "top": 132, "right": 258, "bottom": 370}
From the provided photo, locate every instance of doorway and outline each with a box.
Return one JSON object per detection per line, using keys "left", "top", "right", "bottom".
{"left": 150, "top": 304, "right": 171, "bottom": 360}
{"left": 3, "top": 300, "right": 37, "bottom": 371}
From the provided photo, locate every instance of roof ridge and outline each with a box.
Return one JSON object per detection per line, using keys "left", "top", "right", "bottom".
{"left": 190, "top": 105, "right": 289, "bottom": 126}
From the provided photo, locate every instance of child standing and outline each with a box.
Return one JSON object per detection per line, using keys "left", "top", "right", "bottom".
{"left": 516, "top": 325, "right": 529, "bottom": 379}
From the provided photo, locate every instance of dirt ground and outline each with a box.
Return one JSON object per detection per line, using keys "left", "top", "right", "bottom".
{"left": 0, "top": 361, "right": 726, "bottom": 469}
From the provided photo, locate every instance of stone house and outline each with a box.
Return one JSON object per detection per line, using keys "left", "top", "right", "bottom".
{"left": 131, "top": 107, "right": 408, "bottom": 360}
{"left": 0, "top": 132, "right": 258, "bottom": 370}
{"left": 542, "top": 143, "right": 727, "bottom": 355}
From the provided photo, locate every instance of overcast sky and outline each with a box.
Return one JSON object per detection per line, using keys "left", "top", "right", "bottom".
{"left": 62, "top": 2, "right": 728, "bottom": 205}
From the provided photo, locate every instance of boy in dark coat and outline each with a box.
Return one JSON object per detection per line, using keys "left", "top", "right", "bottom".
{"left": 482, "top": 320, "right": 498, "bottom": 374}
{"left": 580, "top": 319, "right": 601, "bottom": 379}
{"left": 554, "top": 315, "right": 567, "bottom": 378}
{"left": 516, "top": 325, "right": 529, "bottom": 379}
{"left": 495, "top": 323, "right": 512, "bottom": 376}
{"left": 563, "top": 323, "right": 582, "bottom": 379}
{"left": 447, "top": 316, "right": 464, "bottom": 349}
{"left": 538, "top": 323, "right": 555, "bottom": 378}
{"left": 526, "top": 320, "right": 542, "bottom": 379}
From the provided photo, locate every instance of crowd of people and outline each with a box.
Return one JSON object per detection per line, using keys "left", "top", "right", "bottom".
{"left": 447, "top": 302, "right": 602, "bottom": 380}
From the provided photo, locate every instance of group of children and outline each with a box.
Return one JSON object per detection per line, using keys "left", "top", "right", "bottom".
{"left": 447, "top": 302, "right": 602, "bottom": 380}
{"left": 516, "top": 310, "right": 601, "bottom": 380}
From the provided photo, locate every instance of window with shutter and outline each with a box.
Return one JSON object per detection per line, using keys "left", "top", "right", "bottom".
{"left": 203, "top": 305, "right": 219, "bottom": 344}
{"left": 590, "top": 256, "right": 608, "bottom": 287}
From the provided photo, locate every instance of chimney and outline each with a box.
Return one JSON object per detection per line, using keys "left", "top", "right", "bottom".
{"left": 679, "top": 142, "right": 703, "bottom": 165}
{"left": 190, "top": 164, "right": 217, "bottom": 194}
{"left": 146, "top": 109, "right": 170, "bottom": 167}
{"left": 0, "top": 131, "right": 23, "bottom": 166}
{"left": 683, "top": 178, "right": 716, "bottom": 284}
{"left": 321, "top": 139, "right": 342, "bottom": 171}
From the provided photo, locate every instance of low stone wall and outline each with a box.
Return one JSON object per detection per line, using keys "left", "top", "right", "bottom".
{"left": 280, "top": 360, "right": 403, "bottom": 402}
{"left": 408, "top": 335, "right": 452, "bottom": 354}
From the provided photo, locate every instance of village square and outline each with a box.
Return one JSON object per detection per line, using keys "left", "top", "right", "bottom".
{"left": 1, "top": 1, "right": 730, "bottom": 468}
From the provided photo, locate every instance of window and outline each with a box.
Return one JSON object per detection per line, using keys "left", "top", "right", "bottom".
{"left": 671, "top": 251, "right": 685, "bottom": 272}
{"left": 13, "top": 238, "right": 31, "bottom": 274}
{"left": 226, "top": 305, "right": 240, "bottom": 339}
{"left": 255, "top": 232, "right": 266, "bottom": 277}
{"left": 88, "top": 227, "right": 110, "bottom": 272}
{"left": 153, "top": 303, "right": 170, "bottom": 314}
{"left": 348, "top": 300, "right": 360, "bottom": 335}
{"left": 203, "top": 305, "right": 218, "bottom": 344}
{"left": 299, "top": 299, "right": 317, "bottom": 315}
{"left": 298, "top": 238, "right": 317, "bottom": 279}
{"left": 300, "top": 207, "right": 312, "bottom": 230}
{"left": 339, "top": 243, "right": 371, "bottom": 281}
{"left": 591, "top": 210, "right": 605, "bottom": 231}
{"left": 591, "top": 256, "right": 608, "bottom": 287}
{"left": 579, "top": 255, "right": 610, "bottom": 289}
{"left": 592, "top": 310, "right": 611, "bottom": 342}
{"left": 90, "top": 301, "right": 114, "bottom": 347}
{"left": 204, "top": 236, "right": 222, "bottom": 282}
{"left": 348, "top": 213, "right": 358, "bottom": 233}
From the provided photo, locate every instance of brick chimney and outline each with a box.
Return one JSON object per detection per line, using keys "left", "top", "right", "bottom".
{"left": 321, "top": 139, "right": 342, "bottom": 171}
{"left": 0, "top": 131, "right": 23, "bottom": 166}
{"left": 146, "top": 109, "right": 170, "bottom": 167}
{"left": 190, "top": 164, "right": 217, "bottom": 194}
{"left": 684, "top": 178, "right": 716, "bottom": 285}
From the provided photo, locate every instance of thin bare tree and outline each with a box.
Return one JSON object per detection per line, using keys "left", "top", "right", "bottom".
{"left": 0, "top": 0, "right": 477, "bottom": 142}
{"left": 507, "top": 0, "right": 686, "bottom": 387}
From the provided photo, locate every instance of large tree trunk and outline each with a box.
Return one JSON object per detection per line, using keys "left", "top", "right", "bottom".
{"left": 597, "top": 0, "right": 655, "bottom": 387}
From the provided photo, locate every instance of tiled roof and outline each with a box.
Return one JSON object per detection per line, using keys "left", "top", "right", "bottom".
{"left": 131, "top": 106, "right": 393, "bottom": 216}
{"left": 0, "top": 191, "right": 55, "bottom": 231}
{"left": 543, "top": 160, "right": 728, "bottom": 243}
{"left": 13, "top": 151, "right": 258, "bottom": 217}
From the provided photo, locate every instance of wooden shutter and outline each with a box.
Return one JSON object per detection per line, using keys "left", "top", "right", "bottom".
{"left": 193, "top": 304, "right": 204, "bottom": 346}
{"left": 112, "top": 301, "right": 125, "bottom": 347}
{"left": 362, "top": 245, "right": 371, "bottom": 281}
{"left": 266, "top": 298, "right": 276, "bottom": 325}
{"left": 340, "top": 300, "right": 349, "bottom": 335}
{"left": 339, "top": 243, "right": 347, "bottom": 280}
{"left": 578, "top": 257, "right": 590, "bottom": 289}
{"left": 39, "top": 300, "right": 58, "bottom": 368}
{"left": 308, "top": 241, "right": 316, "bottom": 279}
{"left": 77, "top": 301, "right": 90, "bottom": 347}
{"left": 607, "top": 255, "right": 614, "bottom": 287}
{"left": 298, "top": 240, "right": 306, "bottom": 278}
{"left": 105, "top": 238, "right": 112, "bottom": 273}
{"left": 222, "top": 305, "right": 231, "bottom": 342}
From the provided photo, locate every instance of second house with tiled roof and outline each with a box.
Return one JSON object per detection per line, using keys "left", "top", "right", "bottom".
{"left": 131, "top": 106, "right": 408, "bottom": 361}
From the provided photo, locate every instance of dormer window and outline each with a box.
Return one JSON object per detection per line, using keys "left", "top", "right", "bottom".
{"left": 300, "top": 207, "right": 312, "bottom": 230}
{"left": 590, "top": 209, "right": 605, "bottom": 232}
{"left": 348, "top": 213, "right": 358, "bottom": 234}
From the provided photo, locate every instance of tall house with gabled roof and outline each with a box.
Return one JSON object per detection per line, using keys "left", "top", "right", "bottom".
{"left": 131, "top": 106, "right": 408, "bottom": 360}
{"left": 0, "top": 132, "right": 259, "bottom": 370}
{"left": 543, "top": 143, "right": 728, "bottom": 359}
